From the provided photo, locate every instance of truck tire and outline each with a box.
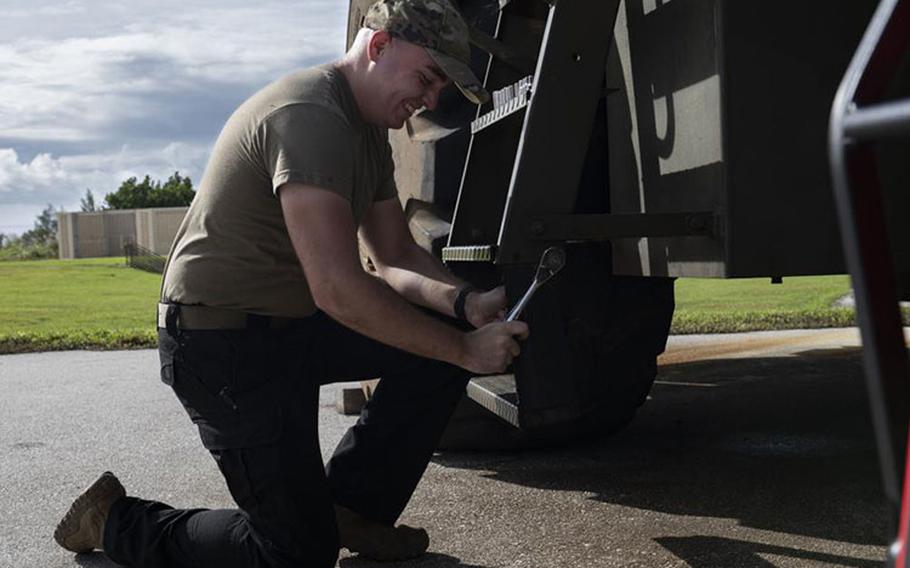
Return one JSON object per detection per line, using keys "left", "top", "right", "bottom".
{"left": 439, "top": 274, "right": 674, "bottom": 451}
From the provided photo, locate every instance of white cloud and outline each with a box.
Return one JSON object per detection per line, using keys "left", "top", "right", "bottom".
{"left": 0, "top": 1, "right": 347, "bottom": 143}
{"left": 0, "top": 0, "right": 349, "bottom": 232}
{"left": 0, "top": 142, "right": 212, "bottom": 215}
{"left": 4, "top": 1, "right": 86, "bottom": 19}
{"left": 0, "top": 149, "right": 67, "bottom": 191}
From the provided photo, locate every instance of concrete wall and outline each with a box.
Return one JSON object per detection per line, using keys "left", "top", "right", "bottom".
{"left": 135, "top": 208, "right": 188, "bottom": 255}
{"left": 57, "top": 207, "right": 187, "bottom": 259}
{"left": 56, "top": 210, "right": 135, "bottom": 259}
{"left": 57, "top": 213, "right": 75, "bottom": 260}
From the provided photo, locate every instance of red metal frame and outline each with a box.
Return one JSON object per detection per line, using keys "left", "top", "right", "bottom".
{"left": 829, "top": 0, "right": 910, "bottom": 564}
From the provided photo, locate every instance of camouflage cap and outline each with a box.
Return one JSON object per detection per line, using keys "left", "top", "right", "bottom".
{"left": 364, "top": 0, "right": 490, "bottom": 105}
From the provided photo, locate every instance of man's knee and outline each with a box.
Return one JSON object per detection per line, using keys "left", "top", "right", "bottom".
{"left": 212, "top": 442, "right": 340, "bottom": 568}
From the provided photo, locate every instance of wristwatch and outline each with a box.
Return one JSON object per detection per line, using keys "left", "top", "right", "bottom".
{"left": 453, "top": 285, "right": 477, "bottom": 322}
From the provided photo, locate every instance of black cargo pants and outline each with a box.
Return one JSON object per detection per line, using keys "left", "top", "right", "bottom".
{"left": 103, "top": 306, "right": 470, "bottom": 568}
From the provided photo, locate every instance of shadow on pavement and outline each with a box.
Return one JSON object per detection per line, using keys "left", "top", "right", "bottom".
{"left": 73, "top": 551, "right": 487, "bottom": 568}
{"left": 655, "top": 535, "right": 882, "bottom": 568}
{"left": 340, "top": 552, "right": 490, "bottom": 568}
{"left": 434, "top": 347, "right": 889, "bottom": 548}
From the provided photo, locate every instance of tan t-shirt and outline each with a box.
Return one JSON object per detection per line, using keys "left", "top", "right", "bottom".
{"left": 161, "top": 64, "right": 397, "bottom": 317}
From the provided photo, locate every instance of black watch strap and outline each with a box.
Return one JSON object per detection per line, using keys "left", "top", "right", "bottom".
{"left": 453, "top": 285, "right": 477, "bottom": 322}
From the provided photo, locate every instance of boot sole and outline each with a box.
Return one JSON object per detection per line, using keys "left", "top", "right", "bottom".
{"left": 54, "top": 472, "right": 124, "bottom": 553}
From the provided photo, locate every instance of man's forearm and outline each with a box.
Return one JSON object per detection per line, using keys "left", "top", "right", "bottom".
{"left": 320, "top": 264, "right": 467, "bottom": 365}
{"left": 375, "top": 244, "right": 467, "bottom": 318}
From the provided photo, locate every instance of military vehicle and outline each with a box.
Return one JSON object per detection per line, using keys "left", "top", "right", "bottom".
{"left": 345, "top": 0, "right": 910, "bottom": 452}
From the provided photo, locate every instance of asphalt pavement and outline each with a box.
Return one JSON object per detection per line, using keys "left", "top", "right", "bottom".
{"left": 0, "top": 329, "right": 894, "bottom": 567}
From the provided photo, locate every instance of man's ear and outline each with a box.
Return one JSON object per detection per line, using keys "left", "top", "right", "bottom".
{"left": 367, "top": 30, "right": 392, "bottom": 63}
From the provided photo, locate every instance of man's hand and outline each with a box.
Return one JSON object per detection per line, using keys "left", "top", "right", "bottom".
{"left": 464, "top": 285, "right": 507, "bottom": 328}
{"left": 459, "top": 320, "right": 530, "bottom": 375}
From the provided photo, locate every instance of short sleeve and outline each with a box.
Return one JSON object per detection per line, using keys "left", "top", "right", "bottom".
{"left": 260, "top": 104, "right": 354, "bottom": 201}
{"left": 374, "top": 137, "right": 398, "bottom": 202}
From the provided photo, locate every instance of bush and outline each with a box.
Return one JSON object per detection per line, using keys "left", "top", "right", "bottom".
{"left": 0, "top": 239, "right": 58, "bottom": 261}
{"left": 0, "top": 204, "right": 59, "bottom": 261}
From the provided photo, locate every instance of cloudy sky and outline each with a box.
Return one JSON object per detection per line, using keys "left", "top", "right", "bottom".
{"left": 0, "top": 0, "right": 348, "bottom": 235}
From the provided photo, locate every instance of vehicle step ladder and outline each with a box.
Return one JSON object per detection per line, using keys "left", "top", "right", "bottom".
{"left": 444, "top": 0, "right": 623, "bottom": 427}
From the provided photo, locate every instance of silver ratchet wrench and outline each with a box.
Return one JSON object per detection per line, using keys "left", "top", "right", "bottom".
{"left": 506, "top": 246, "right": 566, "bottom": 322}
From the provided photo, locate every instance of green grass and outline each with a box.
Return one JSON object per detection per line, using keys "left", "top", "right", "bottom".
{"left": 0, "top": 257, "right": 160, "bottom": 353}
{"left": 0, "top": 258, "right": 906, "bottom": 353}
{"left": 670, "top": 275, "right": 868, "bottom": 334}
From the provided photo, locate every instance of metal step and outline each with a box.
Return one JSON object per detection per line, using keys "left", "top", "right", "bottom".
{"left": 442, "top": 245, "right": 496, "bottom": 262}
{"left": 466, "top": 374, "right": 519, "bottom": 427}
{"left": 470, "top": 76, "right": 533, "bottom": 134}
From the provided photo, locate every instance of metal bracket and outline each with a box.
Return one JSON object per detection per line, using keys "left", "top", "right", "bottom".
{"left": 494, "top": 0, "right": 623, "bottom": 263}
{"left": 842, "top": 98, "right": 910, "bottom": 141}
{"left": 527, "top": 212, "right": 716, "bottom": 241}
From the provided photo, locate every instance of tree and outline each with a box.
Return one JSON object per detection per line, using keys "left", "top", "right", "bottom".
{"left": 80, "top": 189, "right": 99, "bottom": 212}
{"left": 20, "top": 204, "right": 59, "bottom": 246}
{"left": 155, "top": 172, "right": 195, "bottom": 207}
{"left": 104, "top": 172, "right": 195, "bottom": 209}
{"left": 105, "top": 176, "right": 152, "bottom": 210}
{"left": 0, "top": 206, "right": 59, "bottom": 261}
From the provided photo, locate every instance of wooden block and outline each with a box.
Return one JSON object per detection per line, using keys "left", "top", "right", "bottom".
{"left": 336, "top": 387, "right": 367, "bottom": 415}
